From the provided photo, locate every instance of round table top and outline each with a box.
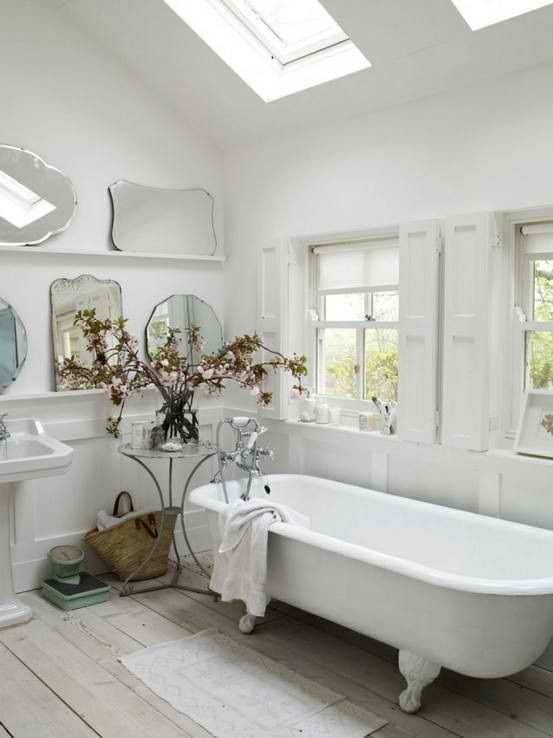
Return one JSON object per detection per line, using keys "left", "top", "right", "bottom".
{"left": 119, "top": 440, "right": 216, "bottom": 460}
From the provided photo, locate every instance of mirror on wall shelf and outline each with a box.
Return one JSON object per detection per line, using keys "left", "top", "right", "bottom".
{"left": 0, "top": 144, "right": 77, "bottom": 247}
{"left": 0, "top": 298, "right": 27, "bottom": 392}
{"left": 146, "top": 294, "right": 223, "bottom": 366}
{"left": 109, "top": 180, "right": 217, "bottom": 256}
{"left": 50, "top": 274, "right": 123, "bottom": 391}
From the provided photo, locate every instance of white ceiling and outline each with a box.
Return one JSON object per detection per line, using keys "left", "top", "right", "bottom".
{"left": 58, "top": 0, "right": 553, "bottom": 150}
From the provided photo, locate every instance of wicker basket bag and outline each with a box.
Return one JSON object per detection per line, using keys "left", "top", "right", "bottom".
{"left": 84, "top": 491, "right": 179, "bottom": 581}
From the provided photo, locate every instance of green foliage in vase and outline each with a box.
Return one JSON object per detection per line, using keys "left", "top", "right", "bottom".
{"left": 58, "top": 309, "right": 307, "bottom": 439}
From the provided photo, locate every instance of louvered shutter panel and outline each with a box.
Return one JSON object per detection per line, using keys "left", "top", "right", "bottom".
{"left": 442, "top": 213, "right": 494, "bottom": 450}
{"left": 257, "top": 239, "right": 290, "bottom": 419}
{"left": 398, "top": 220, "right": 440, "bottom": 444}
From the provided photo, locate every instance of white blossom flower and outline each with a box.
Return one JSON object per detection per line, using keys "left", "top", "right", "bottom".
{"left": 202, "top": 368, "right": 214, "bottom": 380}
{"left": 250, "top": 386, "right": 260, "bottom": 396}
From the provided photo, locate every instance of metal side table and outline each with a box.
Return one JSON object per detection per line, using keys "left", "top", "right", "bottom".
{"left": 118, "top": 441, "right": 217, "bottom": 598}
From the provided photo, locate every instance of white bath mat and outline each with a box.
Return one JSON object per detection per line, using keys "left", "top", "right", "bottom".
{"left": 120, "top": 629, "right": 386, "bottom": 738}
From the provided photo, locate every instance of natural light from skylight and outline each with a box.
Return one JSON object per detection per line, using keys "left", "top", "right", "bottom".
{"left": 451, "top": 0, "right": 553, "bottom": 30}
{"left": 162, "top": 0, "right": 370, "bottom": 102}
{"left": 0, "top": 170, "right": 56, "bottom": 229}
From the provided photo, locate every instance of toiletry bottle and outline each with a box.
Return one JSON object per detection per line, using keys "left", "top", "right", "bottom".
{"left": 315, "top": 397, "right": 330, "bottom": 424}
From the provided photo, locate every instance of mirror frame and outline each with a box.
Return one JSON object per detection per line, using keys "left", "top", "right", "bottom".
{"left": 0, "top": 144, "right": 77, "bottom": 247}
{"left": 145, "top": 294, "right": 223, "bottom": 365}
{"left": 50, "top": 274, "right": 123, "bottom": 391}
{"left": 108, "top": 180, "right": 218, "bottom": 257}
{"left": 0, "top": 297, "right": 28, "bottom": 393}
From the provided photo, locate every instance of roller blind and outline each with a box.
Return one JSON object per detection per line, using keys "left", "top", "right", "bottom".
{"left": 315, "top": 238, "right": 399, "bottom": 291}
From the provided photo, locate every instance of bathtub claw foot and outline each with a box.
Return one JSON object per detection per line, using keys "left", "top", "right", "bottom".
{"left": 239, "top": 613, "right": 257, "bottom": 634}
{"left": 398, "top": 649, "right": 441, "bottom": 714}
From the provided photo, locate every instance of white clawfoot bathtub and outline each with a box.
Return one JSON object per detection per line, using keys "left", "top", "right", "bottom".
{"left": 189, "top": 473, "right": 553, "bottom": 713}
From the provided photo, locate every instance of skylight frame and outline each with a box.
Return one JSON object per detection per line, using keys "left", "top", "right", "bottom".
{"left": 220, "top": 0, "right": 349, "bottom": 65}
{"left": 450, "top": 0, "right": 553, "bottom": 30}
{"left": 162, "top": 0, "right": 371, "bottom": 102}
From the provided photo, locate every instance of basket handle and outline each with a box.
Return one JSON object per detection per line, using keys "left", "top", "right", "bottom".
{"left": 113, "top": 491, "right": 135, "bottom": 517}
{"left": 135, "top": 513, "right": 158, "bottom": 539}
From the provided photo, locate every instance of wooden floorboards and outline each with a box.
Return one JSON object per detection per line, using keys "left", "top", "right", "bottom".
{"left": 0, "top": 558, "right": 553, "bottom": 738}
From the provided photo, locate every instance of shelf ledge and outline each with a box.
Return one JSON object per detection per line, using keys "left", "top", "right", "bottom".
{"left": 0, "top": 244, "right": 225, "bottom": 262}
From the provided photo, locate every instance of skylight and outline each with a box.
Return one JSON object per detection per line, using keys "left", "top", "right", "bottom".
{"left": 451, "top": 0, "right": 553, "bottom": 30}
{"left": 0, "top": 170, "right": 56, "bottom": 229}
{"left": 162, "top": 0, "right": 370, "bottom": 102}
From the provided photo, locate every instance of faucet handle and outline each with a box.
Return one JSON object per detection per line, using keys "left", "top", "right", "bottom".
{"left": 258, "top": 447, "right": 274, "bottom": 460}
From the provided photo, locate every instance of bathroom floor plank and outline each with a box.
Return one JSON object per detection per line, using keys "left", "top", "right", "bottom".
{"left": 0, "top": 618, "right": 194, "bottom": 738}
{"left": 508, "top": 667, "right": 553, "bottom": 701}
{"left": 271, "top": 599, "right": 553, "bottom": 737}
{"left": 0, "top": 641, "right": 97, "bottom": 738}
{"left": 254, "top": 616, "right": 550, "bottom": 738}
{"left": 21, "top": 591, "right": 213, "bottom": 738}
{"left": 120, "top": 583, "right": 459, "bottom": 738}
{"left": 20, "top": 590, "right": 143, "bottom": 662}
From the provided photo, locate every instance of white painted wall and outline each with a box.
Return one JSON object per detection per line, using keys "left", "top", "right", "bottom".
{"left": 0, "top": 0, "right": 225, "bottom": 587}
{"left": 224, "top": 61, "right": 553, "bottom": 668}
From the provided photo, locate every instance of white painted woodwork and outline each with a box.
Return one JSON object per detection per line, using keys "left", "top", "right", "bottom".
{"left": 442, "top": 213, "right": 495, "bottom": 451}
{"left": 0, "top": 393, "right": 220, "bottom": 592}
{"left": 398, "top": 220, "right": 440, "bottom": 444}
{"left": 257, "top": 239, "right": 290, "bottom": 419}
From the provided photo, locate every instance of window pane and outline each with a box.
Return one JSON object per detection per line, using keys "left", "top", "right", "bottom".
{"left": 364, "top": 329, "right": 398, "bottom": 402}
{"left": 317, "top": 328, "right": 357, "bottom": 399}
{"left": 527, "top": 330, "right": 553, "bottom": 390}
{"left": 533, "top": 260, "right": 553, "bottom": 321}
{"left": 324, "top": 293, "right": 364, "bottom": 321}
{"left": 372, "top": 291, "right": 399, "bottom": 321}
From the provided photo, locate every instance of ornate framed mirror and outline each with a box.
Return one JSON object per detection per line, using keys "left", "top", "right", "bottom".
{"left": 109, "top": 180, "right": 217, "bottom": 257}
{"left": 146, "top": 295, "right": 223, "bottom": 365}
{"left": 0, "top": 297, "right": 27, "bottom": 392}
{"left": 50, "top": 275, "right": 123, "bottom": 391}
{"left": 0, "top": 144, "right": 77, "bottom": 247}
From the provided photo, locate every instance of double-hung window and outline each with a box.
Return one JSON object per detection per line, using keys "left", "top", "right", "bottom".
{"left": 309, "top": 236, "right": 400, "bottom": 406}
{"left": 517, "top": 222, "right": 553, "bottom": 393}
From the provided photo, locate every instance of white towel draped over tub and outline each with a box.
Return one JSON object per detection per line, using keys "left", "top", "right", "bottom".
{"left": 210, "top": 499, "right": 309, "bottom": 617}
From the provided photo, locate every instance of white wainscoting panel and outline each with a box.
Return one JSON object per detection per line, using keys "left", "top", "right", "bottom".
{"left": 1, "top": 392, "right": 222, "bottom": 592}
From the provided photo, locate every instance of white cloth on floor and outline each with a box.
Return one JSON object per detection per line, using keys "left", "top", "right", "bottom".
{"left": 210, "top": 498, "right": 309, "bottom": 617}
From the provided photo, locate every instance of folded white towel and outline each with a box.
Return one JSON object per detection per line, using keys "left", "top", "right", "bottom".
{"left": 96, "top": 506, "right": 157, "bottom": 530}
{"left": 210, "top": 498, "right": 309, "bottom": 617}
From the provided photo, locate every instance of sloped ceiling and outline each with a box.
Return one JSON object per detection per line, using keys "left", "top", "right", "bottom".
{"left": 57, "top": 0, "right": 553, "bottom": 149}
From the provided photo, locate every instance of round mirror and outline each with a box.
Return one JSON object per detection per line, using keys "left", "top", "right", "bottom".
{"left": 146, "top": 295, "right": 223, "bottom": 365}
{"left": 0, "top": 144, "right": 77, "bottom": 247}
{"left": 0, "top": 298, "right": 27, "bottom": 391}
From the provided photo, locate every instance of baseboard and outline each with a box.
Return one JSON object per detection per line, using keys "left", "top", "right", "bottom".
{"left": 13, "top": 512, "right": 212, "bottom": 594}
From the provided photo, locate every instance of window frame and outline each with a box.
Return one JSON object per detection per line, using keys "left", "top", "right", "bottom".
{"left": 220, "top": 0, "right": 349, "bottom": 65}
{"left": 306, "top": 233, "right": 400, "bottom": 412}
{"left": 501, "top": 207, "right": 553, "bottom": 440}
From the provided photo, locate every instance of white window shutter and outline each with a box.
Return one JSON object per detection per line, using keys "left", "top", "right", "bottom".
{"left": 257, "top": 239, "right": 290, "bottom": 419}
{"left": 442, "top": 213, "right": 494, "bottom": 451}
{"left": 398, "top": 220, "right": 440, "bottom": 444}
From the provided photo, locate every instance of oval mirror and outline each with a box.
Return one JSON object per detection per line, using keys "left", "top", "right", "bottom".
{"left": 109, "top": 180, "right": 217, "bottom": 256}
{"left": 0, "top": 298, "right": 27, "bottom": 392}
{"left": 146, "top": 295, "right": 223, "bottom": 365}
{"left": 50, "top": 275, "right": 123, "bottom": 391}
{"left": 0, "top": 145, "right": 77, "bottom": 247}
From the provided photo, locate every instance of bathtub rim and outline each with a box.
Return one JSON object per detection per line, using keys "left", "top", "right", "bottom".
{"left": 189, "top": 473, "right": 553, "bottom": 597}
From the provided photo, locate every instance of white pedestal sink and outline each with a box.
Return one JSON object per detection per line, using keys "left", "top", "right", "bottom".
{"left": 0, "top": 418, "right": 73, "bottom": 628}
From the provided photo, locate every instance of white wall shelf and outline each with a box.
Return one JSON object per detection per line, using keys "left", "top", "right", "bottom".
{"left": 0, "top": 244, "right": 225, "bottom": 262}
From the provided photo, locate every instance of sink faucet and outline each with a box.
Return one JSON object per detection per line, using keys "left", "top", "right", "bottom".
{"left": 0, "top": 413, "right": 10, "bottom": 442}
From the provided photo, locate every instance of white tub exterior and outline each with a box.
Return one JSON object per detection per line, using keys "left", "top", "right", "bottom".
{"left": 189, "top": 473, "right": 553, "bottom": 680}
